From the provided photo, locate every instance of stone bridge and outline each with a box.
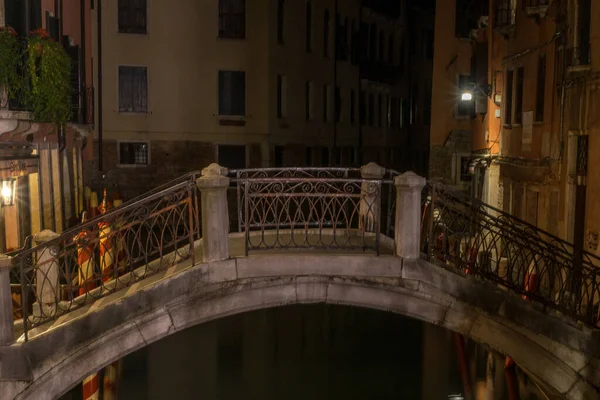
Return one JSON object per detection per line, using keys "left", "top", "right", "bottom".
{"left": 0, "top": 164, "right": 599, "bottom": 399}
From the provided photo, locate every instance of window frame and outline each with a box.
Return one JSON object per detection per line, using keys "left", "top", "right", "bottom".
{"left": 118, "top": 65, "right": 149, "bottom": 114}
{"left": 117, "top": 140, "right": 151, "bottom": 167}
{"left": 218, "top": 0, "right": 246, "bottom": 39}
{"left": 218, "top": 70, "right": 246, "bottom": 117}
{"left": 118, "top": 0, "right": 147, "bottom": 35}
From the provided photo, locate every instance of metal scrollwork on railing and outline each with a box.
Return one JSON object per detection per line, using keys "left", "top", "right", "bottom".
{"left": 241, "top": 177, "right": 382, "bottom": 255}
{"left": 422, "top": 183, "right": 600, "bottom": 328}
{"left": 11, "top": 181, "right": 201, "bottom": 340}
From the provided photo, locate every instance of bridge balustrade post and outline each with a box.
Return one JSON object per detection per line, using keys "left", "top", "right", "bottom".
{"left": 360, "top": 162, "right": 386, "bottom": 232}
{"left": 196, "top": 163, "right": 230, "bottom": 263}
{"left": 0, "top": 254, "right": 14, "bottom": 345}
{"left": 32, "top": 230, "right": 61, "bottom": 318}
{"left": 394, "top": 172, "right": 427, "bottom": 259}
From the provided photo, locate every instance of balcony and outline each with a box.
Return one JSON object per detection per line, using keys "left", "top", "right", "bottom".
{"left": 522, "top": 0, "right": 550, "bottom": 18}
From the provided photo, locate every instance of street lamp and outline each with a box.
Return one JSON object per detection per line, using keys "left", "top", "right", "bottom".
{"left": 460, "top": 83, "right": 492, "bottom": 101}
{"left": 1, "top": 179, "right": 16, "bottom": 206}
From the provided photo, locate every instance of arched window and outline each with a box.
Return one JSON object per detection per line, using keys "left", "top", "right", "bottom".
{"left": 277, "top": 0, "right": 285, "bottom": 44}
{"left": 306, "top": 2, "right": 312, "bottom": 52}
{"left": 324, "top": 10, "right": 330, "bottom": 57}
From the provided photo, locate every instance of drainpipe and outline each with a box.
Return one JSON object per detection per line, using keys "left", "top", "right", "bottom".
{"left": 97, "top": 0, "right": 103, "bottom": 171}
{"left": 333, "top": 0, "right": 338, "bottom": 156}
{"left": 357, "top": 4, "right": 363, "bottom": 164}
{"left": 558, "top": 33, "right": 566, "bottom": 159}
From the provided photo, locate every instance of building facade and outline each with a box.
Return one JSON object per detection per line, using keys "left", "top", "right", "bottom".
{"left": 86, "top": 0, "right": 428, "bottom": 199}
{"left": 0, "top": 0, "right": 93, "bottom": 251}
{"left": 430, "top": 0, "right": 600, "bottom": 258}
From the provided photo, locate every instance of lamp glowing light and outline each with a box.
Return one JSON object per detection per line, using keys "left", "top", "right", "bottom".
{"left": 461, "top": 92, "right": 473, "bottom": 101}
{"left": 1, "top": 180, "right": 15, "bottom": 206}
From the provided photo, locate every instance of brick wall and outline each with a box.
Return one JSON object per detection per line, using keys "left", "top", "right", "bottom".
{"left": 84, "top": 140, "right": 216, "bottom": 201}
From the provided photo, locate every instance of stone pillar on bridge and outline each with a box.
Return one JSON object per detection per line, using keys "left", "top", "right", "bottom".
{"left": 0, "top": 254, "right": 13, "bottom": 345}
{"left": 394, "top": 172, "right": 426, "bottom": 259}
{"left": 360, "top": 162, "right": 386, "bottom": 233}
{"left": 32, "top": 230, "right": 61, "bottom": 318}
{"left": 197, "top": 163, "right": 230, "bottom": 263}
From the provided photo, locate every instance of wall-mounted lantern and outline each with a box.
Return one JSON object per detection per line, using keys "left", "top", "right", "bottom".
{"left": 1, "top": 179, "right": 16, "bottom": 206}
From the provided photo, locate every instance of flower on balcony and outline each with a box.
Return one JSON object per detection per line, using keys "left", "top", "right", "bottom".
{"left": 28, "top": 28, "right": 51, "bottom": 40}
{"left": 0, "top": 25, "right": 23, "bottom": 103}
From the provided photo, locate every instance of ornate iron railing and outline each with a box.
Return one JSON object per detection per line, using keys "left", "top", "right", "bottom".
{"left": 11, "top": 181, "right": 200, "bottom": 340}
{"left": 422, "top": 183, "right": 600, "bottom": 327}
{"left": 241, "top": 177, "right": 382, "bottom": 254}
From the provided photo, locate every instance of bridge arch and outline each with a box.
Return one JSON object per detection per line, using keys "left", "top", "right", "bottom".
{"left": 3, "top": 254, "right": 598, "bottom": 400}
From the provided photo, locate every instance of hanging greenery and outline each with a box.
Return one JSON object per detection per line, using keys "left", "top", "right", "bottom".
{"left": 26, "top": 28, "right": 72, "bottom": 124}
{"left": 0, "top": 26, "right": 24, "bottom": 102}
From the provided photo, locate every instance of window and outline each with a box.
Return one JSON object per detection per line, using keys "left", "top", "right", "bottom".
{"left": 350, "top": 90, "right": 356, "bottom": 124}
{"left": 274, "top": 146, "right": 284, "bottom": 167}
{"left": 305, "top": 81, "right": 313, "bottom": 121}
{"left": 277, "top": 0, "right": 285, "bottom": 44}
{"left": 306, "top": 2, "right": 312, "bottom": 52}
{"left": 119, "top": 142, "right": 149, "bottom": 165}
{"left": 515, "top": 67, "right": 524, "bottom": 124}
{"left": 218, "top": 71, "right": 246, "bottom": 116}
{"left": 321, "top": 147, "right": 330, "bottom": 166}
{"left": 378, "top": 31, "right": 384, "bottom": 61}
{"left": 277, "top": 74, "right": 287, "bottom": 118}
{"left": 219, "top": 0, "right": 246, "bottom": 39}
{"left": 535, "top": 56, "right": 546, "bottom": 122}
{"left": 391, "top": 98, "right": 400, "bottom": 128}
{"left": 323, "top": 85, "right": 329, "bottom": 122}
{"left": 504, "top": 69, "right": 514, "bottom": 124}
{"left": 218, "top": 145, "right": 246, "bottom": 169}
{"left": 334, "top": 86, "right": 342, "bottom": 122}
{"left": 400, "top": 98, "right": 410, "bottom": 128}
{"left": 388, "top": 35, "right": 394, "bottom": 64}
{"left": 323, "top": 10, "right": 330, "bottom": 57}
{"left": 118, "top": 0, "right": 146, "bottom": 34}
{"left": 359, "top": 91, "right": 366, "bottom": 125}
{"left": 368, "top": 93, "right": 374, "bottom": 126}
{"left": 45, "top": 11, "right": 59, "bottom": 41}
{"left": 369, "top": 24, "right": 377, "bottom": 61}
{"left": 377, "top": 94, "right": 382, "bottom": 127}
{"left": 118, "top": 66, "right": 148, "bottom": 113}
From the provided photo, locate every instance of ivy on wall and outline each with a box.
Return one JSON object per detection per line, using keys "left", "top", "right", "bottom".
{"left": 26, "top": 28, "right": 72, "bottom": 124}
{"left": 0, "top": 26, "right": 72, "bottom": 125}
{"left": 0, "top": 26, "right": 23, "bottom": 102}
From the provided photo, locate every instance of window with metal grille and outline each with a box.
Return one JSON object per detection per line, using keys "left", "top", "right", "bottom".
{"left": 118, "top": 66, "right": 148, "bottom": 113}
{"left": 219, "top": 0, "right": 246, "bottom": 39}
{"left": 515, "top": 67, "right": 524, "bottom": 124}
{"left": 218, "top": 71, "right": 246, "bottom": 116}
{"left": 119, "top": 142, "right": 149, "bottom": 165}
{"left": 535, "top": 55, "right": 546, "bottom": 122}
{"left": 118, "top": 0, "right": 146, "bottom": 34}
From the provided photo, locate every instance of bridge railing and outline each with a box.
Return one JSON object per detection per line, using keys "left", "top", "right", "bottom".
{"left": 422, "top": 183, "right": 600, "bottom": 327}
{"left": 10, "top": 180, "right": 200, "bottom": 341}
